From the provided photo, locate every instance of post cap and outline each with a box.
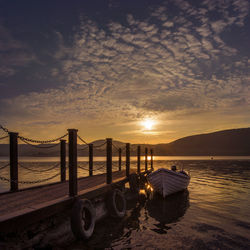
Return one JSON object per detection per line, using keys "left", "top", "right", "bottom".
{"left": 67, "top": 129, "right": 78, "bottom": 132}
{"left": 8, "top": 132, "right": 18, "bottom": 135}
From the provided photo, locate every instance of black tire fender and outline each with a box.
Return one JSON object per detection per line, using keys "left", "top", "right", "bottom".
{"left": 106, "top": 188, "right": 126, "bottom": 218}
{"left": 71, "top": 198, "right": 96, "bottom": 240}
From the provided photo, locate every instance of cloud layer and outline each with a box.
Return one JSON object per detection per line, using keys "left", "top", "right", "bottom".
{"left": 0, "top": 0, "right": 249, "bottom": 142}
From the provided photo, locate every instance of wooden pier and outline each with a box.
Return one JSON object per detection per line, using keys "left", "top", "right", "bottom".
{"left": 0, "top": 127, "right": 154, "bottom": 237}
{"left": 0, "top": 170, "right": 134, "bottom": 233}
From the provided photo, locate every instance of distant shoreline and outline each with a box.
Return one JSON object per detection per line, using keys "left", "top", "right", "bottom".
{"left": 0, "top": 155, "right": 250, "bottom": 162}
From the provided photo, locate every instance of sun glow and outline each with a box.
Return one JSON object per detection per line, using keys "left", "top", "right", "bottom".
{"left": 147, "top": 156, "right": 152, "bottom": 161}
{"left": 142, "top": 118, "right": 155, "bottom": 131}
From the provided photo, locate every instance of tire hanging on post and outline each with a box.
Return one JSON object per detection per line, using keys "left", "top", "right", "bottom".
{"left": 106, "top": 188, "right": 126, "bottom": 218}
{"left": 71, "top": 198, "right": 96, "bottom": 240}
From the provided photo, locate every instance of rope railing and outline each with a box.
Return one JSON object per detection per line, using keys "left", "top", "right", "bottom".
{"left": 0, "top": 163, "right": 10, "bottom": 171}
{"left": 18, "top": 162, "right": 61, "bottom": 173}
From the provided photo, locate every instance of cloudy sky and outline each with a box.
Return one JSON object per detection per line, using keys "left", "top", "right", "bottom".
{"left": 0, "top": 0, "right": 249, "bottom": 144}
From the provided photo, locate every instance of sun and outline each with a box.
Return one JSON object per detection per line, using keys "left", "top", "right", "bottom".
{"left": 142, "top": 119, "right": 155, "bottom": 131}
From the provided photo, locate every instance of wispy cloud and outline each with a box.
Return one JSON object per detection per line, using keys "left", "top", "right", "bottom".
{"left": 0, "top": 0, "right": 249, "bottom": 142}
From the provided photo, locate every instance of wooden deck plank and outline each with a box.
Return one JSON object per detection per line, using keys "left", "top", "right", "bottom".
{"left": 0, "top": 170, "right": 127, "bottom": 216}
{"left": 0, "top": 169, "right": 140, "bottom": 233}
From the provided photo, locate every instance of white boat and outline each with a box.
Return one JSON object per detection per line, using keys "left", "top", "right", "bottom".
{"left": 147, "top": 166, "right": 190, "bottom": 198}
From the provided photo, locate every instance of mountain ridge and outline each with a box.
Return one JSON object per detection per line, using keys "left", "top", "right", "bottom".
{"left": 0, "top": 127, "right": 249, "bottom": 156}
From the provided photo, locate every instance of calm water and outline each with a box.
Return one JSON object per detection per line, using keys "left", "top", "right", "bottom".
{"left": 0, "top": 157, "right": 250, "bottom": 249}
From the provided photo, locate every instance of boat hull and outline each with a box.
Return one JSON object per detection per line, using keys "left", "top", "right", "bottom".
{"left": 148, "top": 168, "right": 190, "bottom": 197}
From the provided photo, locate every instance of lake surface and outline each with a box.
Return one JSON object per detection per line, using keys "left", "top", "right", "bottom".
{"left": 0, "top": 157, "right": 250, "bottom": 249}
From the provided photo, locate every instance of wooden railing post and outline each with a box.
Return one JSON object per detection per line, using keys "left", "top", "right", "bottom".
{"left": 60, "top": 139, "right": 66, "bottom": 182}
{"left": 126, "top": 143, "right": 130, "bottom": 177}
{"left": 89, "top": 143, "right": 93, "bottom": 176}
{"left": 150, "top": 149, "right": 153, "bottom": 170}
{"left": 106, "top": 138, "right": 112, "bottom": 184}
{"left": 137, "top": 145, "right": 141, "bottom": 174}
{"left": 118, "top": 148, "right": 122, "bottom": 171}
{"left": 9, "top": 132, "right": 18, "bottom": 191}
{"left": 145, "top": 147, "right": 148, "bottom": 171}
{"left": 68, "top": 129, "right": 78, "bottom": 197}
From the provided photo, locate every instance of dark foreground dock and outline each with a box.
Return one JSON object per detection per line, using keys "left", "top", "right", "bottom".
{"left": 0, "top": 170, "right": 132, "bottom": 233}
{"left": 0, "top": 127, "right": 153, "bottom": 245}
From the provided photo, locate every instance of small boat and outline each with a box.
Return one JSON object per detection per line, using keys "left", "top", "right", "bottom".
{"left": 147, "top": 166, "right": 190, "bottom": 198}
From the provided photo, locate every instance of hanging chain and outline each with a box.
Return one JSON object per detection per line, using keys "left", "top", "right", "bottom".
{"left": 1, "top": 124, "right": 68, "bottom": 144}
{"left": 94, "top": 165, "right": 105, "bottom": 171}
{"left": 18, "top": 133, "right": 68, "bottom": 144}
{"left": 93, "top": 141, "right": 107, "bottom": 148}
{"left": 78, "top": 166, "right": 89, "bottom": 171}
{"left": 0, "top": 125, "right": 9, "bottom": 133}
{"left": 18, "top": 162, "right": 61, "bottom": 173}
{"left": 19, "top": 138, "right": 61, "bottom": 148}
{"left": 77, "top": 135, "right": 89, "bottom": 145}
{"left": 0, "top": 163, "right": 10, "bottom": 171}
{"left": 78, "top": 165, "right": 105, "bottom": 171}
{"left": 0, "top": 135, "right": 8, "bottom": 140}
{"left": 112, "top": 142, "right": 120, "bottom": 151}
{"left": 0, "top": 172, "right": 61, "bottom": 184}
{"left": 77, "top": 135, "right": 107, "bottom": 148}
{"left": 78, "top": 144, "right": 89, "bottom": 151}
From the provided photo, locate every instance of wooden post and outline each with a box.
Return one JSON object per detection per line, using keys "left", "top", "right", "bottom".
{"left": 60, "top": 139, "right": 66, "bottom": 182}
{"left": 145, "top": 147, "right": 148, "bottom": 171}
{"left": 106, "top": 138, "right": 112, "bottom": 184}
{"left": 150, "top": 149, "right": 153, "bottom": 170}
{"left": 68, "top": 129, "right": 78, "bottom": 197}
{"left": 137, "top": 145, "right": 141, "bottom": 173}
{"left": 9, "top": 132, "right": 18, "bottom": 191}
{"left": 126, "top": 143, "right": 130, "bottom": 177}
{"left": 118, "top": 148, "right": 122, "bottom": 171}
{"left": 89, "top": 143, "right": 93, "bottom": 176}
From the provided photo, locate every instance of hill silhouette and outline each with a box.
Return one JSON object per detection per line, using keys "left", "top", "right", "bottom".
{"left": 0, "top": 128, "right": 249, "bottom": 156}
{"left": 153, "top": 128, "right": 250, "bottom": 156}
